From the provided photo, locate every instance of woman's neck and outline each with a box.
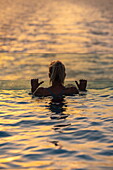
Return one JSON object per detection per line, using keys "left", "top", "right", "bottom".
{"left": 52, "top": 81, "right": 63, "bottom": 87}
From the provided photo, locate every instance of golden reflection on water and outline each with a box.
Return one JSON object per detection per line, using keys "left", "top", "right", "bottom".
{"left": 0, "top": 0, "right": 113, "bottom": 53}
{"left": 0, "top": 88, "right": 113, "bottom": 169}
{"left": 0, "top": 53, "right": 113, "bottom": 81}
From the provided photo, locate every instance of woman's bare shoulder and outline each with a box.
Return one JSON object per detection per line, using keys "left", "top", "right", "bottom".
{"left": 64, "top": 86, "right": 79, "bottom": 94}
{"left": 33, "top": 86, "right": 79, "bottom": 96}
{"left": 34, "top": 87, "right": 49, "bottom": 96}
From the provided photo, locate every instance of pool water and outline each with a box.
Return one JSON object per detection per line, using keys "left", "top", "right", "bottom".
{"left": 0, "top": 81, "right": 113, "bottom": 169}
{"left": 0, "top": 0, "right": 113, "bottom": 168}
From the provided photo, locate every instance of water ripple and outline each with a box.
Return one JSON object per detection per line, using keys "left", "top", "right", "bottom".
{"left": 0, "top": 131, "right": 11, "bottom": 138}
{"left": 23, "top": 153, "right": 44, "bottom": 160}
{"left": 76, "top": 154, "right": 95, "bottom": 161}
{"left": 73, "top": 130, "right": 107, "bottom": 141}
{"left": 97, "top": 150, "right": 113, "bottom": 156}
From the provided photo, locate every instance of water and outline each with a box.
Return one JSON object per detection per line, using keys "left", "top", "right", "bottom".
{"left": 0, "top": 0, "right": 113, "bottom": 169}
{"left": 0, "top": 53, "right": 113, "bottom": 81}
{"left": 0, "top": 53, "right": 113, "bottom": 169}
{"left": 0, "top": 82, "right": 113, "bottom": 169}
{"left": 0, "top": 0, "right": 113, "bottom": 53}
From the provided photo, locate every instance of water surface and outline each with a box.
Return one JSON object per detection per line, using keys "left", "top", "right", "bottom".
{"left": 0, "top": 0, "right": 113, "bottom": 53}
{"left": 0, "top": 53, "right": 113, "bottom": 81}
{"left": 0, "top": 0, "right": 113, "bottom": 168}
{"left": 0, "top": 81, "right": 113, "bottom": 169}
{"left": 0, "top": 53, "right": 113, "bottom": 169}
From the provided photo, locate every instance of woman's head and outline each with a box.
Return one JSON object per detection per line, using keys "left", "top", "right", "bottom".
{"left": 49, "top": 60, "right": 66, "bottom": 84}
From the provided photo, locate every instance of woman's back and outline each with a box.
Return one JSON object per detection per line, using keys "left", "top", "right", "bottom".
{"left": 34, "top": 85, "right": 79, "bottom": 97}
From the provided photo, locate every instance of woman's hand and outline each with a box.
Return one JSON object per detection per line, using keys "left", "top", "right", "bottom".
{"left": 31, "top": 79, "right": 44, "bottom": 93}
{"left": 75, "top": 79, "right": 87, "bottom": 91}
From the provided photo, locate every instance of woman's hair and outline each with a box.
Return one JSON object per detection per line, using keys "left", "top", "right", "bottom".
{"left": 49, "top": 60, "right": 66, "bottom": 84}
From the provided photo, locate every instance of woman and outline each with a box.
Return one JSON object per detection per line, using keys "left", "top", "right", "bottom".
{"left": 31, "top": 60, "right": 87, "bottom": 99}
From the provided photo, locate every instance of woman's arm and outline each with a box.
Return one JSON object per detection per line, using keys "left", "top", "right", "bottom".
{"left": 31, "top": 79, "right": 44, "bottom": 94}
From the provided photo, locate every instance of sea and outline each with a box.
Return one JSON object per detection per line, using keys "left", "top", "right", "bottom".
{"left": 0, "top": 0, "right": 113, "bottom": 169}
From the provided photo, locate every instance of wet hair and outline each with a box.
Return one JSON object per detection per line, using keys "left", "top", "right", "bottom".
{"left": 49, "top": 60, "right": 66, "bottom": 84}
